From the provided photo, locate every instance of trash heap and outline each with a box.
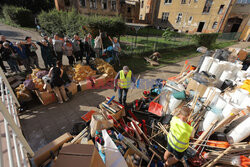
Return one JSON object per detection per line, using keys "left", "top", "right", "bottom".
{"left": 14, "top": 61, "right": 116, "bottom": 106}
{"left": 33, "top": 47, "right": 250, "bottom": 167}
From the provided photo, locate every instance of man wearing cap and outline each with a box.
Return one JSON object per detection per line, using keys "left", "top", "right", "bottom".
{"left": 114, "top": 66, "right": 136, "bottom": 106}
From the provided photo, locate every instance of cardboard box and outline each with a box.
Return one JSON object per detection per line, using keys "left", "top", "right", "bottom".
{"left": 34, "top": 133, "right": 73, "bottom": 167}
{"left": 237, "top": 49, "right": 247, "bottom": 61}
{"left": 93, "top": 74, "right": 108, "bottom": 88}
{"left": 99, "top": 97, "right": 125, "bottom": 120}
{"left": 52, "top": 144, "right": 105, "bottom": 167}
{"left": 186, "top": 78, "right": 207, "bottom": 97}
{"left": 79, "top": 79, "right": 93, "bottom": 91}
{"left": 65, "top": 82, "right": 78, "bottom": 95}
{"left": 35, "top": 90, "right": 57, "bottom": 105}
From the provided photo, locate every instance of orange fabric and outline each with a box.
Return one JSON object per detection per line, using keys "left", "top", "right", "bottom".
{"left": 206, "top": 140, "right": 230, "bottom": 149}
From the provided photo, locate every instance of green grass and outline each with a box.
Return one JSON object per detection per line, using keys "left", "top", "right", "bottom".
{"left": 118, "top": 37, "right": 238, "bottom": 74}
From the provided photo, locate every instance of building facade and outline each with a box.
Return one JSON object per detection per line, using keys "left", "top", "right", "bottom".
{"left": 54, "top": 0, "right": 140, "bottom": 23}
{"left": 139, "top": 0, "right": 250, "bottom": 39}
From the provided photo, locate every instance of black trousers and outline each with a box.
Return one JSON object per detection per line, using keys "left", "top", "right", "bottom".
{"left": 0, "top": 58, "right": 7, "bottom": 72}
{"left": 74, "top": 51, "right": 83, "bottom": 62}
{"left": 67, "top": 56, "right": 75, "bottom": 66}
{"left": 55, "top": 51, "right": 63, "bottom": 62}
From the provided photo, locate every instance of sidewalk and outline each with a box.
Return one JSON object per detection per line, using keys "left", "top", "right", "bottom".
{"left": 19, "top": 55, "right": 202, "bottom": 151}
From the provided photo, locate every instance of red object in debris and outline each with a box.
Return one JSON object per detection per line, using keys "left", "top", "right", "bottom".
{"left": 241, "top": 156, "right": 250, "bottom": 167}
{"left": 127, "top": 109, "right": 139, "bottom": 122}
{"left": 81, "top": 110, "right": 96, "bottom": 123}
{"left": 142, "top": 120, "right": 147, "bottom": 136}
{"left": 148, "top": 102, "right": 163, "bottom": 116}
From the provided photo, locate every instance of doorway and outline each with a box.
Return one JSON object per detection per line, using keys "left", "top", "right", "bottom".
{"left": 231, "top": 24, "right": 241, "bottom": 32}
{"left": 197, "top": 22, "right": 205, "bottom": 32}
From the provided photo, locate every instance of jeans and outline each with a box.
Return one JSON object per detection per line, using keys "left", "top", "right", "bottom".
{"left": 67, "top": 56, "right": 75, "bottom": 66}
{"left": 118, "top": 88, "right": 128, "bottom": 104}
{"left": 21, "top": 58, "right": 31, "bottom": 72}
{"left": 113, "top": 51, "right": 120, "bottom": 65}
{"left": 86, "top": 52, "right": 90, "bottom": 65}
{"left": 0, "top": 58, "right": 7, "bottom": 72}
{"left": 42, "top": 55, "right": 49, "bottom": 69}
{"left": 7, "top": 58, "right": 20, "bottom": 73}
{"left": 94, "top": 48, "right": 102, "bottom": 58}
{"left": 29, "top": 56, "right": 40, "bottom": 69}
{"left": 74, "top": 51, "right": 82, "bottom": 62}
{"left": 55, "top": 51, "right": 63, "bottom": 62}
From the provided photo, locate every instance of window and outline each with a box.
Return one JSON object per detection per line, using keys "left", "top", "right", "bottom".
{"left": 202, "top": 0, "right": 213, "bottom": 13}
{"left": 141, "top": 0, "right": 144, "bottom": 8}
{"left": 139, "top": 14, "right": 143, "bottom": 20}
{"left": 79, "top": 0, "right": 86, "bottom": 7}
{"left": 212, "top": 22, "right": 218, "bottom": 29}
{"left": 218, "top": 5, "right": 224, "bottom": 14}
{"left": 176, "top": 13, "right": 182, "bottom": 23}
{"left": 111, "top": 0, "right": 116, "bottom": 11}
{"left": 90, "top": 0, "right": 97, "bottom": 8}
{"left": 102, "top": 0, "right": 107, "bottom": 9}
{"left": 162, "top": 12, "right": 169, "bottom": 22}
{"left": 188, "top": 16, "right": 193, "bottom": 23}
{"left": 181, "top": 0, "right": 186, "bottom": 4}
{"left": 194, "top": 0, "right": 198, "bottom": 2}
{"left": 164, "top": 0, "right": 172, "bottom": 4}
{"left": 236, "top": 0, "right": 249, "bottom": 4}
{"left": 127, "top": 7, "right": 131, "bottom": 13}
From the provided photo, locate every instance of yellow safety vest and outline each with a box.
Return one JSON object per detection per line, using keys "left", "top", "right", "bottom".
{"left": 167, "top": 116, "right": 193, "bottom": 152}
{"left": 118, "top": 70, "right": 132, "bottom": 89}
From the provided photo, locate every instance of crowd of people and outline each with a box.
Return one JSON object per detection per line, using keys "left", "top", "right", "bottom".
{"left": 0, "top": 33, "right": 122, "bottom": 75}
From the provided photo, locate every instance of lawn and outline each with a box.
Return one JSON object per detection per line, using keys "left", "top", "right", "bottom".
{"left": 118, "top": 37, "right": 238, "bottom": 74}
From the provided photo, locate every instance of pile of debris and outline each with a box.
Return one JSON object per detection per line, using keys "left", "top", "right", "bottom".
{"left": 32, "top": 47, "right": 250, "bottom": 167}
{"left": 14, "top": 62, "right": 116, "bottom": 106}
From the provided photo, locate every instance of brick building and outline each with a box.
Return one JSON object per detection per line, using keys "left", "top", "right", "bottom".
{"left": 139, "top": 0, "right": 249, "bottom": 40}
{"left": 54, "top": 0, "right": 140, "bottom": 23}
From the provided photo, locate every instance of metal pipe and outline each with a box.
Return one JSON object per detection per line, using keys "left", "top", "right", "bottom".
{"left": 6, "top": 90, "right": 21, "bottom": 167}
{"left": 1, "top": 78, "right": 14, "bottom": 167}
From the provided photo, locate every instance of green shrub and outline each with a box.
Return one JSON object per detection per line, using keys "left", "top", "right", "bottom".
{"left": 2, "top": 5, "right": 34, "bottom": 27}
{"left": 1, "top": 0, "right": 54, "bottom": 14}
{"left": 86, "top": 15, "right": 126, "bottom": 37}
{"left": 192, "top": 33, "right": 218, "bottom": 48}
{"left": 37, "top": 9, "right": 126, "bottom": 38}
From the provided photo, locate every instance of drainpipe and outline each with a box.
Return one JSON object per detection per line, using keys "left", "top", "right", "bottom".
{"left": 217, "top": 0, "right": 233, "bottom": 33}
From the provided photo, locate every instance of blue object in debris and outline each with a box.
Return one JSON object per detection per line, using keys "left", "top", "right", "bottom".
{"left": 107, "top": 96, "right": 115, "bottom": 104}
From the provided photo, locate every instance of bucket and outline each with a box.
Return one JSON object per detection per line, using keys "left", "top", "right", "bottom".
{"left": 222, "top": 103, "right": 240, "bottom": 118}
{"left": 208, "top": 59, "right": 220, "bottom": 75}
{"left": 212, "top": 96, "right": 227, "bottom": 110}
{"left": 199, "top": 56, "right": 213, "bottom": 73}
{"left": 227, "top": 116, "right": 250, "bottom": 144}
{"left": 231, "top": 88, "right": 249, "bottom": 106}
{"left": 203, "top": 110, "right": 221, "bottom": 131}
{"left": 169, "top": 95, "right": 182, "bottom": 114}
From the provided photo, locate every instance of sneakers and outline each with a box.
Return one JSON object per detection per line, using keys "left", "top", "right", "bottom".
{"left": 58, "top": 101, "right": 63, "bottom": 104}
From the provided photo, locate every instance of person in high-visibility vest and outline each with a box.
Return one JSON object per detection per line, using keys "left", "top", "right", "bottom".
{"left": 164, "top": 106, "right": 193, "bottom": 166}
{"left": 114, "top": 66, "right": 136, "bottom": 106}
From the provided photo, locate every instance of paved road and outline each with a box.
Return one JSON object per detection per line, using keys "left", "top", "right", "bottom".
{"left": 0, "top": 23, "right": 69, "bottom": 69}
{"left": 1, "top": 23, "right": 249, "bottom": 152}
